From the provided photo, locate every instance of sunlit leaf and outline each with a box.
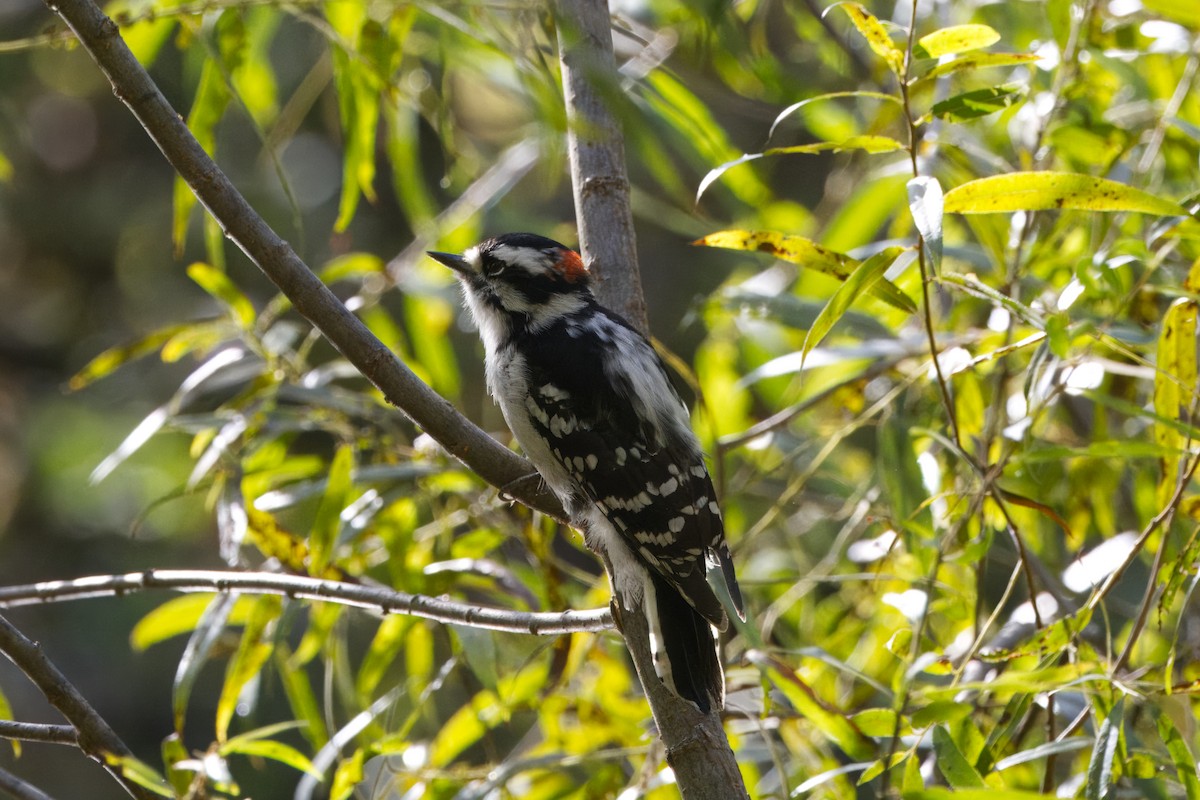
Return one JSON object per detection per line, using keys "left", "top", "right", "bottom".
{"left": 769, "top": 91, "right": 902, "bottom": 140}
{"left": 916, "top": 52, "right": 1041, "bottom": 82}
{"left": 836, "top": 2, "right": 905, "bottom": 74}
{"left": 1143, "top": 0, "right": 1200, "bottom": 28}
{"left": 944, "top": 172, "right": 1185, "bottom": 215}
{"left": 1154, "top": 298, "right": 1198, "bottom": 506}
{"left": 275, "top": 645, "right": 329, "bottom": 749}
{"left": 747, "top": 651, "right": 872, "bottom": 759}
{"left": 330, "top": 747, "right": 364, "bottom": 800}
{"left": 187, "top": 263, "right": 256, "bottom": 329}
{"left": 0, "top": 685, "right": 16, "bottom": 757}
{"left": 695, "top": 229, "right": 915, "bottom": 313}
{"left": 319, "top": 252, "right": 385, "bottom": 284}
{"left": 802, "top": 246, "right": 908, "bottom": 359}
{"left": 697, "top": 137, "right": 905, "bottom": 202}
{"left": 904, "top": 790, "right": 1057, "bottom": 800}
{"left": 356, "top": 615, "right": 409, "bottom": 699}
{"left": 131, "top": 594, "right": 255, "bottom": 651}
{"left": 308, "top": 444, "right": 354, "bottom": 576}
{"left": 68, "top": 324, "right": 191, "bottom": 390}
{"left": 927, "top": 84, "right": 1024, "bottom": 122}
{"left": 221, "top": 737, "right": 322, "bottom": 778}
{"left": 107, "top": 755, "right": 173, "bottom": 797}
{"left": 216, "top": 594, "right": 282, "bottom": 741}
{"left": 916, "top": 25, "right": 1000, "bottom": 58}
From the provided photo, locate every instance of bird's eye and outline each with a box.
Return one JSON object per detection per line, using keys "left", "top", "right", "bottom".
{"left": 483, "top": 260, "right": 506, "bottom": 278}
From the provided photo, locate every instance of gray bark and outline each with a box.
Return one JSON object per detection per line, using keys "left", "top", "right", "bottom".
{"left": 555, "top": 2, "right": 749, "bottom": 798}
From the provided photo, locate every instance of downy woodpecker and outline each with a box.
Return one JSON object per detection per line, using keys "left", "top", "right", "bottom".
{"left": 430, "top": 233, "right": 743, "bottom": 712}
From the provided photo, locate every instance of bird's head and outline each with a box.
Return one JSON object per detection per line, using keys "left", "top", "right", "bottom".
{"left": 429, "top": 233, "right": 593, "bottom": 342}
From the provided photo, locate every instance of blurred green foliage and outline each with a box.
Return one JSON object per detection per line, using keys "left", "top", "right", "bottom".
{"left": 2, "top": 0, "right": 1200, "bottom": 798}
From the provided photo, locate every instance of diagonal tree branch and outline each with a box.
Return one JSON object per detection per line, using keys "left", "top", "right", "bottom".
{"left": 0, "top": 766, "right": 58, "bottom": 800}
{"left": 43, "top": 0, "right": 566, "bottom": 524}
{"left": 0, "top": 615, "right": 160, "bottom": 800}
{"left": 0, "top": 570, "right": 612, "bottom": 635}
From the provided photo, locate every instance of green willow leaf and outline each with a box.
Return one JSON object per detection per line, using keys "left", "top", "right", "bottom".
{"left": 932, "top": 725, "right": 985, "bottom": 788}
{"left": 944, "top": 172, "right": 1184, "bottom": 215}
{"left": 802, "top": 246, "right": 908, "bottom": 359}
{"left": 697, "top": 136, "right": 904, "bottom": 202}
{"left": 769, "top": 91, "right": 902, "bottom": 140}
{"left": 216, "top": 594, "right": 282, "bottom": 742}
{"left": 915, "top": 52, "right": 1041, "bottom": 82}
{"left": 927, "top": 84, "right": 1024, "bottom": 122}
{"left": 1157, "top": 712, "right": 1200, "bottom": 800}
{"left": 187, "top": 262, "right": 256, "bottom": 329}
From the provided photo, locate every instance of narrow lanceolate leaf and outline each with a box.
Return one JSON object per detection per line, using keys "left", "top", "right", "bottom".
{"left": 216, "top": 595, "right": 282, "bottom": 742}
{"left": 697, "top": 136, "right": 905, "bottom": 202}
{"left": 916, "top": 24, "right": 1000, "bottom": 58}
{"left": 907, "top": 177, "right": 944, "bottom": 275}
{"left": 68, "top": 323, "right": 192, "bottom": 390}
{"left": 917, "top": 52, "right": 1041, "bottom": 83}
{"left": 308, "top": 444, "right": 354, "bottom": 576}
{"left": 803, "top": 246, "right": 908, "bottom": 359}
{"left": 1157, "top": 712, "right": 1200, "bottom": 800}
{"left": 1085, "top": 698, "right": 1124, "bottom": 800}
{"left": 693, "top": 230, "right": 916, "bottom": 313}
{"left": 221, "top": 736, "right": 322, "bottom": 779}
{"left": 927, "top": 84, "right": 1023, "bottom": 123}
{"left": 1154, "top": 298, "right": 1198, "bottom": 506}
{"left": 769, "top": 91, "right": 902, "bottom": 140}
{"left": 187, "top": 263, "right": 256, "bottom": 329}
{"left": 932, "top": 725, "right": 986, "bottom": 788}
{"left": 0, "top": 685, "right": 17, "bottom": 757}
{"left": 904, "top": 790, "right": 1057, "bottom": 800}
{"left": 838, "top": 3, "right": 905, "bottom": 74}
{"left": 944, "top": 172, "right": 1185, "bottom": 215}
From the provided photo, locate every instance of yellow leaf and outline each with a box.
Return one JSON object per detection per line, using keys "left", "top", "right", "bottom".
{"left": 917, "top": 24, "right": 1000, "bottom": 58}
{"left": 839, "top": 3, "right": 905, "bottom": 74}
{"left": 944, "top": 172, "right": 1183, "bottom": 215}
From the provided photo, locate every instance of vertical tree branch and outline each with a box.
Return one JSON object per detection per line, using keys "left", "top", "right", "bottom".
{"left": 0, "top": 614, "right": 160, "bottom": 800}
{"left": 554, "top": 2, "right": 748, "bottom": 797}
{"left": 555, "top": 0, "right": 649, "bottom": 333}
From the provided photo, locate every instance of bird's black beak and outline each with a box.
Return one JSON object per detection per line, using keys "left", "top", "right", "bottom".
{"left": 427, "top": 251, "right": 471, "bottom": 276}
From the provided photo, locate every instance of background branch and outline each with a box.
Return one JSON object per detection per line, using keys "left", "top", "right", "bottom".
{"left": 0, "top": 615, "right": 160, "bottom": 800}
{"left": 0, "top": 570, "right": 613, "bottom": 635}
{"left": 0, "top": 766, "right": 57, "bottom": 800}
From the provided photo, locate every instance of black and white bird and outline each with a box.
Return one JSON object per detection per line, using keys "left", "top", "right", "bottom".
{"left": 429, "top": 233, "right": 743, "bottom": 713}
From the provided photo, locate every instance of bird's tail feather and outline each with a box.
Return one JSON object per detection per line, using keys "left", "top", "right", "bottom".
{"left": 644, "top": 571, "right": 724, "bottom": 714}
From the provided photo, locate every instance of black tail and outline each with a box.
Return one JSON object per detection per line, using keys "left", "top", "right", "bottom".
{"left": 646, "top": 571, "right": 724, "bottom": 714}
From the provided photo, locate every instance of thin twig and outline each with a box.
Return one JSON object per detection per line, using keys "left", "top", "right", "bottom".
{"left": 0, "top": 570, "right": 612, "bottom": 635}
{"left": 0, "top": 722, "right": 78, "bottom": 746}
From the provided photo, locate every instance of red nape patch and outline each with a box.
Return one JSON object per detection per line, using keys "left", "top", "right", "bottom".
{"left": 555, "top": 249, "right": 589, "bottom": 283}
